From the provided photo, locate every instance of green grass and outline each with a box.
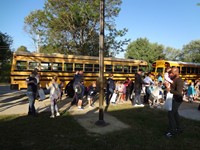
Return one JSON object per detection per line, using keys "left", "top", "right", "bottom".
{"left": 0, "top": 104, "right": 200, "bottom": 150}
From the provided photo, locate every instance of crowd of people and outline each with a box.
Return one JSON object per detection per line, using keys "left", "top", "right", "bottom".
{"left": 26, "top": 67, "right": 200, "bottom": 139}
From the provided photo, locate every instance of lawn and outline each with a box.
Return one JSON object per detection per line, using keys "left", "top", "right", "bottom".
{"left": 0, "top": 104, "right": 200, "bottom": 150}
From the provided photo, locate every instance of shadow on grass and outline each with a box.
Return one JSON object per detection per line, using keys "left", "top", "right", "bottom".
{"left": 0, "top": 105, "right": 200, "bottom": 150}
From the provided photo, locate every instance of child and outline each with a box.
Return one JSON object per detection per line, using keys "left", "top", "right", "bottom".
{"left": 46, "top": 76, "right": 61, "bottom": 118}
{"left": 58, "top": 80, "right": 65, "bottom": 100}
{"left": 116, "top": 81, "right": 125, "bottom": 103}
{"left": 87, "top": 82, "right": 97, "bottom": 108}
{"left": 164, "top": 67, "right": 173, "bottom": 89}
{"left": 187, "top": 82, "right": 195, "bottom": 103}
{"left": 149, "top": 81, "right": 163, "bottom": 108}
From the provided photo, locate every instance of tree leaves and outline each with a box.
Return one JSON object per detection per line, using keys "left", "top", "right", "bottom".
{"left": 180, "top": 40, "right": 200, "bottom": 62}
{"left": 0, "top": 32, "right": 13, "bottom": 65}
{"left": 125, "top": 38, "right": 165, "bottom": 69}
{"left": 24, "top": 0, "right": 128, "bottom": 56}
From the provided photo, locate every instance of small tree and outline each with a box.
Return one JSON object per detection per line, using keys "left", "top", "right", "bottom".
{"left": 180, "top": 40, "right": 200, "bottom": 62}
{"left": 0, "top": 32, "right": 13, "bottom": 82}
{"left": 16, "top": 46, "right": 29, "bottom": 53}
{"left": 125, "top": 37, "right": 165, "bottom": 70}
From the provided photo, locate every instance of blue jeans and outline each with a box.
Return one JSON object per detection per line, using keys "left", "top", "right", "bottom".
{"left": 133, "top": 90, "right": 142, "bottom": 105}
{"left": 27, "top": 92, "right": 36, "bottom": 115}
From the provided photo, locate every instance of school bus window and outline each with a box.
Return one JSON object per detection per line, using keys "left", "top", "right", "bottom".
{"left": 124, "top": 66, "right": 130, "bottom": 73}
{"left": 191, "top": 67, "right": 196, "bottom": 73}
{"left": 16, "top": 61, "right": 27, "bottom": 70}
{"left": 28, "top": 62, "right": 39, "bottom": 70}
{"left": 85, "top": 64, "right": 93, "bottom": 72}
{"left": 131, "top": 66, "right": 138, "bottom": 73}
{"left": 64, "top": 63, "right": 73, "bottom": 72}
{"left": 195, "top": 68, "right": 198, "bottom": 74}
{"left": 114, "top": 65, "right": 123, "bottom": 73}
{"left": 151, "top": 67, "right": 155, "bottom": 72}
{"left": 181, "top": 67, "right": 186, "bottom": 74}
{"left": 94, "top": 64, "right": 99, "bottom": 72}
{"left": 140, "top": 66, "right": 147, "bottom": 72}
{"left": 106, "top": 65, "right": 113, "bottom": 72}
{"left": 75, "top": 63, "right": 83, "bottom": 71}
{"left": 52, "top": 63, "right": 62, "bottom": 71}
{"left": 41, "top": 62, "right": 51, "bottom": 71}
{"left": 187, "top": 67, "right": 191, "bottom": 73}
{"left": 156, "top": 67, "right": 163, "bottom": 73}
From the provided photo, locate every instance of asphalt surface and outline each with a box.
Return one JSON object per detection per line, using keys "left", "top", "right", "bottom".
{"left": 0, "top": 83, "right": 200, "bottom": 135}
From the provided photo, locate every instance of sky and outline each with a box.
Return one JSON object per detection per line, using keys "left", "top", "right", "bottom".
{"left": 1, "top": 0, "right": 200, "bottom": 58}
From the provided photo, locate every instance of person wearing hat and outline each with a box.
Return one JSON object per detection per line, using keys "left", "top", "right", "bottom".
{"left": 133, "top": 69, "right": 145, "bottom": 107}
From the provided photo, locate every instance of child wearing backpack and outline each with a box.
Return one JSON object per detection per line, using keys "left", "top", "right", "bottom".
{"left": 46, "top": 76, "right": 61, "bottom": 118}
{"left": 87, "top": 82, "right": 97, "bottom": 108}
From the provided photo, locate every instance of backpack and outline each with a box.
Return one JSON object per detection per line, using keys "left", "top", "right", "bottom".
{"left": 74, "top": 83, "right": 83, "bottom": 95}
{"left": 52, "top": 83, "right": 61, "bottom": 99}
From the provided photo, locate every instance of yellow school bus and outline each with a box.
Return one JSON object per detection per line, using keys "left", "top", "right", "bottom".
{"left": 10, "top": 52, "right": 148, "bottom": 90}
{"left": 151, "top": 60, "right": 200, "bottom": 81}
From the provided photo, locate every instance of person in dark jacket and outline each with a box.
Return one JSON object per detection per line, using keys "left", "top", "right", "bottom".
{"left": 71, "top": 70, "right": 84, "bottom": 106}
{"left": 106, "top": 73, "right": 115, "bottom": 106}
{"left": 26, "top": 71, "right": 37, "bottom": 116}
{"left": 133, "top": 69, "right": 145, "bottom": 106}
{"left": 165, "top": 67, "right": 183, "bottom": 137}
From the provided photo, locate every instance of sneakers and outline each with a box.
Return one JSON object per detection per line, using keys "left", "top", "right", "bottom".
{"left": 89, "top": 104, "right": 94, "bottom": 108}
{"left": 165, "top": 132, "right": 174, "bottom": 138}
{"left": 56, "top": 112, "right": 60, "bottom": 117}
{"left": 139, "top": 104, "right": 144, "bottom": 107}
{"left": 133, "top": 104, "right": 144, "bottom": 107}
{"left": 50, "top": 113, "right": 60, "bottom": 118}
{"left": 50, "top": 115, "right": 55, "bottom": 118}
{"left": 78, "top": 106, "right": 84, "bottom": 110}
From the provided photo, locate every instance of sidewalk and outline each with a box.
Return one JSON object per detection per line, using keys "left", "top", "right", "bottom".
{"left": 179, "top": 100, "right": 200, "bottom": 121}
{"left": 0, "top": 84, "right": 130, "bottom": 135}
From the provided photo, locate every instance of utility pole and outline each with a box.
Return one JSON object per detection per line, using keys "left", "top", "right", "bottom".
{"left": 95, "top": 0, "right": 106, "bottom": 125}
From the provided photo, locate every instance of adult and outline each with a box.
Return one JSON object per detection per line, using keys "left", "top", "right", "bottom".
{"left": 26, "top": 71, "right": 37, "bottom": 116}
{"left": 106, "top": 73, "right": 115, "bottom": 106}
{"left": 71, "top": 70, "right": 84, "bottom": 106}
{"left": 165, "top": 67, "right": 183, "bottom": 137}
{"left": 133, "top": 69, "right": 145, "bottom": 107}
{"left": 33, "top": 67, "right": 41, "bottom": 100}
{"left": 143, "top": 72, "right": 154, "bottom": 104}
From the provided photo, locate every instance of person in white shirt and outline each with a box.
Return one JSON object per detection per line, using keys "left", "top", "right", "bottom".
{"left": 143, "top": 73, "right": 154, "bottom": 104}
